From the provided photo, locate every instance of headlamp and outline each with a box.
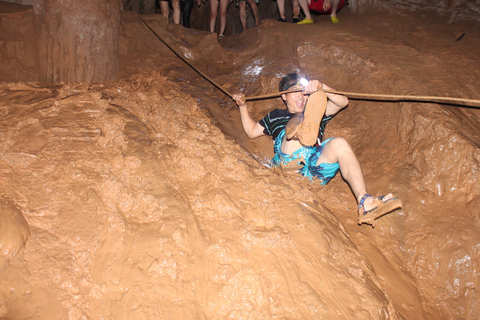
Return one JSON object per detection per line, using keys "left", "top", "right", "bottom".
{"left": 298, "top": 77, "right": 309, "bottom": 87}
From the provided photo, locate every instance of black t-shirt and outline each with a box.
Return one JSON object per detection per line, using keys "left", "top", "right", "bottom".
{"left": 259, "top": 108, "right": 333, "bottom": 143}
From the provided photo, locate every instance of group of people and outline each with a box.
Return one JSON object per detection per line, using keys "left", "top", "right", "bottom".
{"left": 207, "top": 0, "right": 261, "bottom": 39}
{"left": 155, "top": 0, "right": 198, "bottom": 28}
{"left": 277, "top": 0, "right": 342, "bottom": 24}
{"left": 155, "top": 0, "right": 342, "bottom": 39}
{"left": 155, "top": 0, "right": 260, "bottom": 38}
{"left": 233, "top": 73, "right": 403, "bottom": 226}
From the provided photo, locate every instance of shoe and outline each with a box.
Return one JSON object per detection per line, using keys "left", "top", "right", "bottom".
{"left": 297, "top": 18, "right": 313, "bottom": 25}
{"left": 285, "top": 113, "right": 303, "bottom": 141}
{"left": 357, "top": 194, "right": 402, "bottom": 226}
{"left": 255, "top": 0, "right": 259, "bottom": 4}
{"left": 277, "top": 18, "right": 287, "bottom": 22}
{"left": 292, "top": 16, "right": 300, "bottom": 23}
{"left": 330, "top": 16, "right": 339, "bottom": 23}
{"left": 218, "top": 34, "right": 225, "bottom": 39}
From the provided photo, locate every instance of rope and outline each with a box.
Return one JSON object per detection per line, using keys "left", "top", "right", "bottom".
{"left": 248, "top": 88, "right": 480, "bottom": 107}
{"left": 139, "top": 17, "right": 232, "bottom": 97}
{"left": 139, "top": 17, "right": 480, "bottom": 108}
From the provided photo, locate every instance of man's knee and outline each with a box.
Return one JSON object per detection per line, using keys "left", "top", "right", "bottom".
{"left": 318, "top": 137, "right": 356, "bottom": 166}
{"left": 326, "top": 137, "right": 349, "bottom": 150}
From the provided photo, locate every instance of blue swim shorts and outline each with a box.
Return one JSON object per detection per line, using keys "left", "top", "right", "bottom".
{"left": 272, "top": 130, "right": 340, "bottom": 185}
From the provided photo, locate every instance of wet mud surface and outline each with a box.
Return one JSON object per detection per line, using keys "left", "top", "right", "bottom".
{"left": 1, "top": 3, "right": 480, "bottom": 319}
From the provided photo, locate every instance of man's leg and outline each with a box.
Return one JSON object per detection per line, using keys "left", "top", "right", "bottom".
{"left": 182, "top": 0, "right": 194, "bottom": 28}
{"left": 315, "top": 137, "right": 402, "bottom": 225}
{"left": 209, "top": 0, "right": 219, "bottom": 33}
{"left": 297, "top": 0, "right": 313, "bottom": 23}
{"left": 239, "top": 1, "right": 247, "bottom": 31}
{"left": 247, "top": 0, "right": 261, "bottom": 26}
{"left": 277, "top": 0, "right": 286, "bottom": 21}
{"left": 315, "top": 138, "right": 366, "bottom": 201}
{"left": 330, "top": 0, "right": 340, "bottom": 22}
{"left": 315, "top": 137, "right": 381, "bottom": 211}
{"left": 172, "top": 0, "right": 181, "bottom": 24}
{"left": 160, "top": 0, "right": 170, "bottom": 19}
{"left": 218, "top": 0, "right": 230, "bottom": 36}
{"left": 292, "top": 0, "right": 300, "bottom": 22}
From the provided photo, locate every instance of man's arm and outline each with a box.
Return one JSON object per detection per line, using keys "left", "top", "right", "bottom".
{"left": 305, "top": 80, "right": 349, "bottom": 117}
{"left": 233, "top": 93, "right": 266, "bottom": 139}
{"left": 322, "top": 83, "right": 349, "bottom": 116}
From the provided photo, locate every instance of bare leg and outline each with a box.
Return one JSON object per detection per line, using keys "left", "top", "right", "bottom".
{"left": 247, "top": 0, "right": 260, "bottom": 26}
{"left": 316, "top": 137, "right": 402, "bottom": 223}
{"left": 297, "top": 0, "right": 312, "bottom": 20}
{"left": 315, "top": 137, "right": 381, "bottom": 211}
{"left": 277, "top": 0, "right": 286, "bottom": 20}
{"left": 172, "top": 0, "right": 181, "bottom": 24}
{"left": 292, "top": 0, "right": 300, "bottom": 20}
{"left": 160, "top": 0, "right": 170, "bottom": 20}
{"left": 209, "top": 0, "right": 219, "bottom": 33}
{"left": 239, "top": 1, "right": 247, "bottom": 31}
{"left": 331, "top": 0, "right": 340, "bottom": 18}
{"left": 218, "top": 0, "right": 230, "bottom": 36}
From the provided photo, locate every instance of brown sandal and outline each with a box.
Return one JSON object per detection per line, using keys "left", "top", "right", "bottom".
{"left": 286, "top": 90, "right": 327, "bottom": 146}
{"left": 358, "top": 194, "right": 402, "bottom": 227}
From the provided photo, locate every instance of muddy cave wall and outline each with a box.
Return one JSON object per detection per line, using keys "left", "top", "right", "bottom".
{"left": 1, "top": 0, "right": 121, "bottom": 83}
{"left": 1, "top": 0, "right": 480, "bottom": 83}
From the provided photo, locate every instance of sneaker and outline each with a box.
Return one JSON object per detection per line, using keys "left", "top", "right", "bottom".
{"left": 296, "top": 18, "right": 313, "bottom": 25}
{"left": 330, "top": 16, "right": 339, "bottom": 23}
{"left": 218, "top": 34, "right": 225, "bottom": 39}
{"left": 292, "top": 16, "right": 299, "bottom": 23}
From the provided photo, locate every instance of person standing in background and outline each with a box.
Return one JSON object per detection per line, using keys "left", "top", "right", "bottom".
{"left": 208, "top": 0, "right": 232, "bottom": 39}
{"left": 296, "top": 0, "right": 314, "bottom": 24}
{"left": 237, "top": 0, "right": 261, "bottom": 32}
{"left": 276, "top": 0, "right": 287, "bottom": 22}
{"left": 158, "top": 0, "right": 182, "bottom": 24}
{"left": 182, "top": 0, "right": 201, "bottom": 28}
{"left": 323, "top": 0, "right": 342, "bottom": 23}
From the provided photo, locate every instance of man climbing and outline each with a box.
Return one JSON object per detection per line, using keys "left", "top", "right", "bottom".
{"left": 232, "top": 73, "right": 402, "bottom": 226}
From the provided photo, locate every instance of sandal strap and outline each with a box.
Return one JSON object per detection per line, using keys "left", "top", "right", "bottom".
{"left": 358, "top": 194, "right": 372, "bottom": 214}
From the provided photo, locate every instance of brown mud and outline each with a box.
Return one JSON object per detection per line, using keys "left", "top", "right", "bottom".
{"left": 1, "top": 2, "right": 480, "bottom": 319}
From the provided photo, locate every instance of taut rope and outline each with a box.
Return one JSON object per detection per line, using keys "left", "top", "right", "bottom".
{"left": 252, "top": 89, "right": 480, "bottom": 107}
{"left": 139, "top": 17, "right": 480, "bottom": 108}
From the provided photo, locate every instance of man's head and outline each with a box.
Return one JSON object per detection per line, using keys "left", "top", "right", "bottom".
{"left": 279, "top": 73, "right": 309, "bottom": 114}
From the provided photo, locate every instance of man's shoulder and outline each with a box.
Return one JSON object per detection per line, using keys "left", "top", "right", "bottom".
{"left": 260, "top": 108, "right": 293, "bottom": 138}
{"left": 267, "top": 108, "right": 291, "bottom": 117}
{"left": 263, "top": 108, "right": 294, "bottom": 122}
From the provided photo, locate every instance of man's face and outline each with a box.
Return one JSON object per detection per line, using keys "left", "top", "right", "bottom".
{"left": 282, "top": 85, "right": 307, "bottom": 113}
